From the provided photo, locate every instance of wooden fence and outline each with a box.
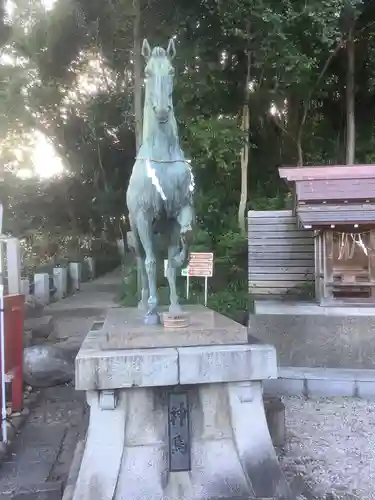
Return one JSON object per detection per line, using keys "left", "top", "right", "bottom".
{"left": 248, "top": 210, "right": 315, "bottom": 298}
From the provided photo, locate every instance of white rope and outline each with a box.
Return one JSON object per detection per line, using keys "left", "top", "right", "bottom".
{"left": 337, "top": 231, "right": 369, "bottom": 260}
{"left": 146, "top": 158, "right": 167, "bottom": 200}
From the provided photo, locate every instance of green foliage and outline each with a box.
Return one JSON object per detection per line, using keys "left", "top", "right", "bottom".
{"left": 0, "top": 0, "right": 374, "bottom": 320}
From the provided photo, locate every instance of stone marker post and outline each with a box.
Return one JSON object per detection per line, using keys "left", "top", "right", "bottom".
{"left": 34, "top": 273, "right": 50, "bottom": 305}
{"left": 68, "top": 263, "right": 81, "bottom": 292}
{"left": 53, "top": 267, "right": 68, "bottom": 300}
{"left": 6, "top": 237, "right": 21, "bottom": 295}
{"left": 84, "top": 257, "right": 95, "bottom": 280}
{"left": 21, "top": 278, "right": 30, "bottom": 296}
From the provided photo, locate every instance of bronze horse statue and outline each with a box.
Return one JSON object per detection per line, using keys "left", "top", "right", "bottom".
{"left": 126, "top": 38, "right": 195, "bottom": 324}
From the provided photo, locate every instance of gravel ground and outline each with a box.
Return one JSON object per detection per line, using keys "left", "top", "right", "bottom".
{"left": 280, "top": 396, "right": 375, "bottom": 500}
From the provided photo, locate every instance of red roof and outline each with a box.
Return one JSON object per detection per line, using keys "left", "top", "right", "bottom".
{"left": 279, "top": 165, "right": 375, "bottom": 203}
{"left": 279, "top": 164, "right": 375, "bottom": 181}
{"left": 279, "top": 164, "right": 375, "bottom": 227}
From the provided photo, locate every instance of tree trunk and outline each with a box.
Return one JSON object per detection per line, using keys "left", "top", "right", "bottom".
{"left": 345, "top": 28, "right": 355, "bottom": 164}
{"left": 0, "top": 0, "right": 11, "bottom": 48}
{"left": 238, "top": 48, "right": 250, "bottom": 235}
{"left": 133, "top": 0, "right": 142, "bottom": 152}
{"left": 284, "top": 92, "right": 300, "bottom": 165}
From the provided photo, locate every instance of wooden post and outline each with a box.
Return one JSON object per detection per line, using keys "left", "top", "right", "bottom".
{"left": 314, "top": 231, "right": 325, "bottom": 303}
{"left": 323, "top": 230, "right": 334, "bottom": 301}
{"left": 369, "top": 230, "right": 375, "bottom": 298}
{"left": 314, "top": 231, "right": 320, "bottom": 302}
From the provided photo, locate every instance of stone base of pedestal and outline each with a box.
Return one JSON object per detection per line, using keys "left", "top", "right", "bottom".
{"left": 70, "top": 306, "right": 293, "bottom": 500}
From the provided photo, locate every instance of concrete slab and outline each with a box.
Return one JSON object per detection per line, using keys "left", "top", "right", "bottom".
{"left": 279, "top": 366, "right": 375, "bottom": 381}
{"left": 254, "top": 299, "right": 375, "bottom": 316}
{"left": 101, "top": 305, "right": 248, "bottom": 349}
{"left": 249, "top": 312, "right": 375, "bottom": 369}
{"left": 263, "top": 378, "right": 306, "bottom": 397}
{"left": 178, "top": 343, "right": 277, "bottom": 384}
{"left": 263, "top": 367, "right": 375, "bottom": 399}
{"left": 75, "top": 346, "right": 179, "bottom": 390}
{"left": 75, "top": 307, "right": 276, "bottom": 389}
{"left": 307, "top": 379, "right": 354, "bottom": 397}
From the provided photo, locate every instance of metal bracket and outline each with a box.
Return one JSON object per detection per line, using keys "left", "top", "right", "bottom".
{"left": 99, "top": 390, "right": 118, "bottom": 410}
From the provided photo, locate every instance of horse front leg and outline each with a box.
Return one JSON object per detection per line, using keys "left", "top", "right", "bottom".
{"left": 130, "top": 222, "right": 149, "bottom": 310}
{"left": 135, "top": 215, "right": 159, "bottom": 324}
{"left": 137, "top": 256, "right": 149, "bottom": 311}
{"left": 166, "top": 222, "right": 182, "bottom": 314}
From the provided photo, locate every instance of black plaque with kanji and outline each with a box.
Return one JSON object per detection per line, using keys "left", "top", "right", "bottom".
{"left": 168, "top": 392, "right": 191, "bottom": 471}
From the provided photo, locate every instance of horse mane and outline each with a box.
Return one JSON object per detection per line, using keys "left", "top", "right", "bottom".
{"left": 151, "top": 47, "right": 166, "bottom": 58}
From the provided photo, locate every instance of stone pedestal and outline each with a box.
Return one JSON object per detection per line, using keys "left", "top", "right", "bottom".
{"left": 53, "top": 267, "right": 68, "bottom": 300}
{"left": 34, "top": 273, "right": 50, "bottom": 305}
{"left": 68, "top": 263, "right": 81, "bottom": 292}
{"left": 71, "top": 306, "right": 292, "bottom": 500}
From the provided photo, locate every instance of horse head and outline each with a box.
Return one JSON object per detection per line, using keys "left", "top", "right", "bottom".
{"left": 142, "top": 38, "right": 176, "bottom": 125}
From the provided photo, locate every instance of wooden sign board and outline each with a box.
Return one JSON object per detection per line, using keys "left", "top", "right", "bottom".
{"left": 188, "top": 252, "right": 214, "bottom": 277}
{"left": 164, "top": 252, "right": 214, "bottom": 306}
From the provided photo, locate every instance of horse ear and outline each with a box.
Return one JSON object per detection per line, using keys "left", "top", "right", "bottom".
{"left": 166, "top": 38, "right": 176, "bottom": 60}
{"left": 141, "top": 39, "right": 151, "bottom": 61}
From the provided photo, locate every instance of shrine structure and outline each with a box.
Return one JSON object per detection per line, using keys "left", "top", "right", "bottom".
{"left": 248, "top": 164, "right": 375, "bottom": 393}
{"left": 280, "top": 164, "right": 375, "bottom": 305}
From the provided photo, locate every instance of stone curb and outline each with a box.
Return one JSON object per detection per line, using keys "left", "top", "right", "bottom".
{"left": 264, "top": 367, "right": 375, "bottom": 399}
{"left": 12, "top": 481, "right": 63, "bottom": 500}
{"left": 0, "top": 390, "right": 40, "bottom": 463}
{"left": 61, "top": 440, "right": 85, "bottom": 500}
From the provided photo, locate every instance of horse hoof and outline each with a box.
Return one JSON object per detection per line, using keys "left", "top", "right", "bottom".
{"left": 144, "top": 312, "right": 161, "bottom": 326}
{"left": 169, "top": 304, "right": 182, "bottom": 315}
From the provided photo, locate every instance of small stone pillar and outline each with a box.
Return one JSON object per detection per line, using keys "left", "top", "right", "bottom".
{"left": 264, "top": 397, "right": 286, "bottom": 448}
{"left": 21, "top": 278, "right": 30, "bottom": 296}
{"left": 34, "top": 273, "right": 50, "bottom": 305}
{"left": 126, "top": 231, "right": 135, "bottom": 251}
{"left": 6, "top": 237, "right": 21, "bottom": 294}
{"left": 84, "top": 257, "right": 95, "bottom": 280}
{"left": 53, "top": 267, "right": 68, "bottom": 300}
{"left": 69, "top": 262, "right": 81, "bottom": 292}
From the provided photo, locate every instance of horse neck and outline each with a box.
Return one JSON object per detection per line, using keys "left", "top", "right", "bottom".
{"left": 141, "top": 103, "right": 180, "bottom": 161}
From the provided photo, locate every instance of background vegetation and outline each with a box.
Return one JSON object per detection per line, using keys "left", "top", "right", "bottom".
{"left": 0, "top": 0, "right": 372, "bottom": 319}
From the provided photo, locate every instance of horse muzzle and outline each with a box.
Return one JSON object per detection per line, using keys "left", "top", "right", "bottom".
{"left": 153, "top": 106, "right": 171, "bottom": 123}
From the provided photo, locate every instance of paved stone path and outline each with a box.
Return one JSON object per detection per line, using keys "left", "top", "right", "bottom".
{"left": 0, "top": 269, "right": 123, "bottom": 500}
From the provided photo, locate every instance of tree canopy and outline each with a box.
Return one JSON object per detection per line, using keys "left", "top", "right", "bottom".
{"left": 0, "top": 0, "right": 373, "bottom": 314}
